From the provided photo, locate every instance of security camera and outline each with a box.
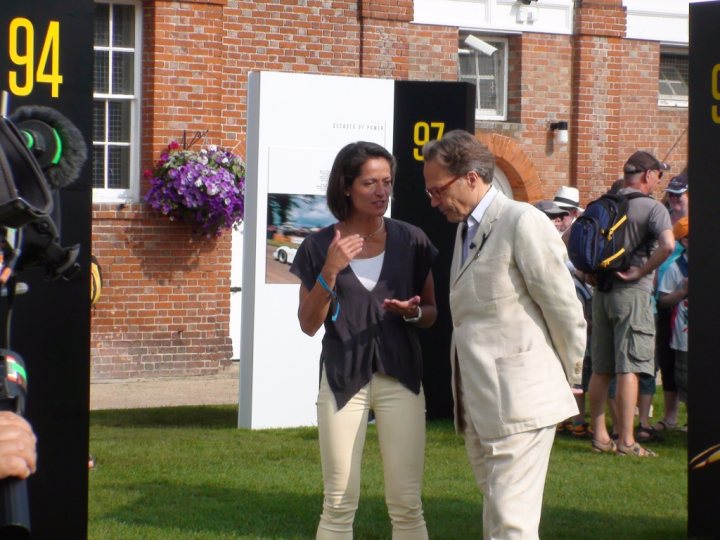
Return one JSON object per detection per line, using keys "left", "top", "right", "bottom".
{"left": 519, "top": 0, "right": 537, "bottom": 4}
{"left": 464, "top": 35, "right": 498, "bottom": 56}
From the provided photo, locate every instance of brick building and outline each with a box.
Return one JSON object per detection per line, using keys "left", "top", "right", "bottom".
{"left": 91, "top": 0, "right": 691, "bottom": 380}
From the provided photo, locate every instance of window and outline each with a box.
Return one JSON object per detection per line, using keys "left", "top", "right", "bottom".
{"left": 458, "top": 33, "right": 508, "bottom": 121}
{"left": 658, "top": 49, "right": 688, "bottom": 108}
{"left": 93, "top": 1, "right": 141, "bottom": 201}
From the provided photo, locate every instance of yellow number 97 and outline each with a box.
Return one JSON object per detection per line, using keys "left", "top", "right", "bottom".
{"left": 8, "top": 17, "right": 34, "bottom": 97}
{"left": 413, "top": 122, "right": 446, "bottom": 161}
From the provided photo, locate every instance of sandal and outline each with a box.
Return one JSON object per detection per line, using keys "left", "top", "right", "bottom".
{"left": 592, "top": 438, "right": 617, "bottom": 453}
{"left": 616, "top": 442, "right": 657, "bottom": 457}
{"left": 570, "top": 422, "right": 593, "bottom": 439}
{"left": 653, "top": 419, "right": 678, "bottom": 432}
{"left": 636, "top": 425, "right": 662, "bottom": 443}
{"left": 556, "top": 420, "right": 573, "bottom": 436}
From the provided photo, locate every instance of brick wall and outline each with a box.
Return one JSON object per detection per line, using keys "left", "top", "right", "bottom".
{"left": 408, "top": 24, "right": 458, "bottom": 81}
{"left": 572, "top": 0, "right": 687, "bottom": 204}
{"left": 91, "top": 0, "right": 416, "bottom": 380}
{"left": 514, "top": 32, "right": 574, "bottom": 201}
{"left": 91, "top": 205, "right": 234, "bottom": 378}
{"left": 91, "top": 0, "right": 688, "bottom": 380}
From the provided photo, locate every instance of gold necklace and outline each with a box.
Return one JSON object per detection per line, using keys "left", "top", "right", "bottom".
{"left": 362, "top": 219, "right": 384, "bottom": 240}
{"left": 345, "top": 219, "right": 384, "bottom": 240}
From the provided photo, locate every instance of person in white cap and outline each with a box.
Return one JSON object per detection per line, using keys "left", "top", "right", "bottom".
{"left": 553, "top": 186, "right": 584, "bottom": 236}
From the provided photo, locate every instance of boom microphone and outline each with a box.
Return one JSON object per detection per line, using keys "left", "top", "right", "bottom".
{"left": 0, "top": 103, "right": 87, "bottom": 281}
{"left": 9, "top": 105, "right": 87, "bottom": 189}
{"left": 0, "top": 117, "right": 52, "bottom": 228}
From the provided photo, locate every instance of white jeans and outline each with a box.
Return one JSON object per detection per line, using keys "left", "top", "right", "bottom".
{"left": 463, "top": 416, "right": 556, "bottom": 540}
{"left": 316, "top": 370, "right": 428, "bottom": 540}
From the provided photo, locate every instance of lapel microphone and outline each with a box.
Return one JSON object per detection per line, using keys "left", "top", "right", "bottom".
{"left": 472, "top": 233, "right": 490, "bottom": 254}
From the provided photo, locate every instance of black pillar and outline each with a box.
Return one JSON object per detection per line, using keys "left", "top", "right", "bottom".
{"left": 0, "top": 3, "right": 93, "bottom": 538}
{"left": 392, "top": 81, "right": 475, "bottom": 420}
{"left": 688, "top": 2, "right": 720, "bottom": 537}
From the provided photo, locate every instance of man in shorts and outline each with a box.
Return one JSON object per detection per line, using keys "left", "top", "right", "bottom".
{"left": 587, "top": 151, "right": 674, "bottom": 457}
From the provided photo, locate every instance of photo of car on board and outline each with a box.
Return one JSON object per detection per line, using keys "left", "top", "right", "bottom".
{"left": 265, "top": 193, "right": 334, "bottom": 284}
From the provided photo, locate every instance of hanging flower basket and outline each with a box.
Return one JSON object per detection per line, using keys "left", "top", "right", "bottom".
{"left": 144, "top": 140, "right": 245, "bottom": 237}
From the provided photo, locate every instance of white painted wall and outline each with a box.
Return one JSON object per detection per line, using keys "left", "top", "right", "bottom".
{"left": 413, "top": 0, "right": 704, "bottom": 45}
{"left": 413, "top": 0, "right": 574, "bottom": 35}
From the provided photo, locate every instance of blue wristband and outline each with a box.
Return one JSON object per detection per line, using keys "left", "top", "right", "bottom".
{"left": 317, "top": 274, "right": 340, "bottom": 322}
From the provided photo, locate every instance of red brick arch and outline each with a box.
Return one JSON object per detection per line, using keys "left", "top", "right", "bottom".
{"left": 475, "top": 132, "right": 542, "bottom": 203}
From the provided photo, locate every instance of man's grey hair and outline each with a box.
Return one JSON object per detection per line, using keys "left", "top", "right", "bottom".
{"left": 422, "top": 130, "right": 495, "bottom": 184}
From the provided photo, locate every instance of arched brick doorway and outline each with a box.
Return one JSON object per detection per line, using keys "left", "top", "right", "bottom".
{"left": 475, "top": 132, "right": 542, "bottom": 202}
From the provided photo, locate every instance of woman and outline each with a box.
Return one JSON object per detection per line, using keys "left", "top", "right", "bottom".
{"left": 290, "top": 141, "right": 437, "bottom": 540}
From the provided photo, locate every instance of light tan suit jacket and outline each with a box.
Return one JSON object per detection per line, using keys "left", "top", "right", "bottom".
{"left": 449, "top": 192, "right": 586, "bottom": 439}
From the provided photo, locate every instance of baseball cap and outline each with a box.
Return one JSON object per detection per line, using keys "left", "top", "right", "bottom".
{"left": 665, "top": 172, "right": 688, "bottom": 194}
{"left": 534, "top": 200, "right": 568, "bottom": 216}
{"left": 623, "top": 151, "right": 671, "bottom": 175}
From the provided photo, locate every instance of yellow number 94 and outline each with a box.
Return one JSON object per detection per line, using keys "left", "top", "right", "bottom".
{"left": 8, "top": 17, "right": 63, "bottom": 98}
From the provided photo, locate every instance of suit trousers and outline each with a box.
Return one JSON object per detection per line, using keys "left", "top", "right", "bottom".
{"left": 462, "top": 408, "right": 556, "bottom": 540}
{"left": 316, "top": 370, "right": 428, "bottom": 540}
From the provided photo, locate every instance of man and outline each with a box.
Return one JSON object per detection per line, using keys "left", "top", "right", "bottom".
{"left": 553, "top": 186, "right": 584, "bottom": 235}
{"left": 423, "top": 130, "right": 586, "bottom": 540}
{"left": 665, "top": 171, "right": 688, "bottom": 224}
{"left": 587, "top": 150, "right": 674, "bottom": 457}
{"left": 533, "top": 200, "right": 570, "bottom": 234}
{"left": 0, "top": 411, "right": 36, "bottom": 480}
{"left": 536, "top": 200, "right": 593, "bottom": 439}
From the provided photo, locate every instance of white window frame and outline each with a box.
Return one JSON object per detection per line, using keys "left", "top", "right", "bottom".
{"left": 93, "top": 0, "right": 142, "bottom": 203}
{"left": 658, "top": 47, "right": 688, "bottom": 109}
{"left": 458, "top": 32, "right": 508, "bottom": 121}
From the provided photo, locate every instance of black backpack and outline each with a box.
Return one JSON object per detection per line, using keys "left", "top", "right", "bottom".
{"left": 567, "top": 191, "right": 650, "bottom": 275}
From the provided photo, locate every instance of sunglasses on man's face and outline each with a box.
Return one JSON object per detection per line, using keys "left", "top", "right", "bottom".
{"left": 651, "top": 169, "right": 664, "bottom": 179}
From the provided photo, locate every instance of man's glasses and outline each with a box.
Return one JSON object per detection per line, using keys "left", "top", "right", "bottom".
{"left": 635, "top": 167, "right": 665, "bottom": 179}
{"left": 644, "top": 168, "right": 664, "bottom": 179}
{"left": 425, "top": 173, "right": 466, "bottom": 199}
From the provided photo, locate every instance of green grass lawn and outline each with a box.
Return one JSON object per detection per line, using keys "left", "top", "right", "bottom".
{"left": 89, "top": 401, "right": 688, "bottom": 539}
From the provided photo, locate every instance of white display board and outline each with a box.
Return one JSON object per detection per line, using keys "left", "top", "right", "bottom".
{"left": 240, "top": 71, "right": 394, "bottom": 428}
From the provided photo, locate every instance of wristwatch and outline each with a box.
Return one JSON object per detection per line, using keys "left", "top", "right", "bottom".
{"left": 403, "top": 305, "right": 422, "bottom": 323}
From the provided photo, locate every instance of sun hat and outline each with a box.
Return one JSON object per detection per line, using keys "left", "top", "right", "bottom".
{"left": 553, "top": 186, "right": 583, "bottom": 211}
{"left": 534, "top": 200, "right": 569, "bottom": 216}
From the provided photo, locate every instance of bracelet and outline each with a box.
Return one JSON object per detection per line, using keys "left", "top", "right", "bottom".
{"left": 403, "top": 305, "right": 422, "bottom": 323}
{"left": 317, "top": 274, "right": 340, "bottom": 322}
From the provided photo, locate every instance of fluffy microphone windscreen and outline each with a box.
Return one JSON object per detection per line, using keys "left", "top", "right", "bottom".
{"left": 10, "top": 105, "right": 88, "bottom": 190}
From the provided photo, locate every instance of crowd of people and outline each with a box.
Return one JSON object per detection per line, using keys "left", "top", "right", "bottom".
{"left": 533, "top": 155, "right": 689, "bottom": 457}
{"left": 290, "top": 132, "right": 689, "bottom": 539}
{"left": 0, "top": 132, "right": 690, "bottom": 540}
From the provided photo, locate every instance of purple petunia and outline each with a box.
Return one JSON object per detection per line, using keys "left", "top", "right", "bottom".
{"left": 144, "top": 142, "right": 246, "bottom": 236}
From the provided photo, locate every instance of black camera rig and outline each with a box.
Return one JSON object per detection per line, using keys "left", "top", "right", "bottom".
{"left": 0, "top": 93, "right": 87, "bottom": 537}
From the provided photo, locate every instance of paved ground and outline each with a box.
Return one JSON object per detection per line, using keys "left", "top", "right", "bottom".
{"left": 89, "top": 362, "right": 240, "bottom": 410}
